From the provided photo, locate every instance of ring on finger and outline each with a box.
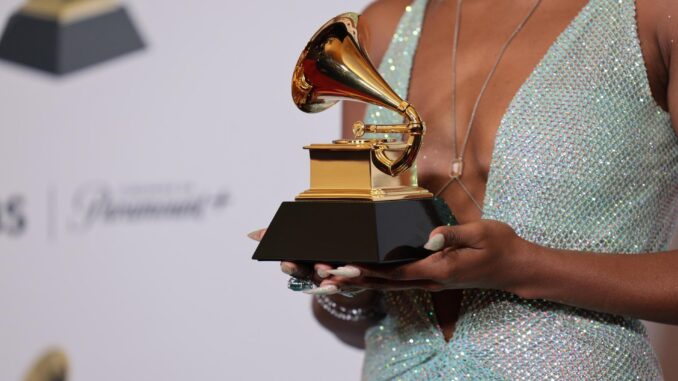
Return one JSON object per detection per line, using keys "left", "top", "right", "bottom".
{"left": 287, "top": 276, "right": 315, "bottom": 292}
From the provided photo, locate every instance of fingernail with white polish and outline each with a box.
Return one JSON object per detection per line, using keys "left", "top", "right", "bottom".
{"left": 424, "top": 233, "right": 445, "bottom": 251}
{"left": 327, "top": 266, "right": 361, "bottom": 278}
{"left": 317, "top": 268, "right": 330, "bottom": 278}
{"left": 280, "top": 262, "right": 294, "bottom": 275}
{"left": 303, "top": 285, "right": 340, "bottom": 295}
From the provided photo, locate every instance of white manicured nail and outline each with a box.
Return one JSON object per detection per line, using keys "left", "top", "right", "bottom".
{"left": 303, "top": 285, "right": 340, "bottom": 295}
{"left": 327, "top": 266, "right": 361, "bottom": 278}
{"left": 280, "top": 263, "right": 294, "bottom": 275}
{"left": 317, "top": 268, "right": 330, "bottom": 278}
{"left": 424, "top": 233, "right": 445, "bottom": 251}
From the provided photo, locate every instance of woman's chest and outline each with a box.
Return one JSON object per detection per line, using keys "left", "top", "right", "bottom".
{"left": 406, "top": 0, "right": 591, "bottom": 186}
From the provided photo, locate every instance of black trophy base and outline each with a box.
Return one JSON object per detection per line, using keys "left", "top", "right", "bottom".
{"left": 252, "top": 198, "right": 452, "bottom": 264}
{"left": 0, "top": 7, "right": 144, "bottom": 75}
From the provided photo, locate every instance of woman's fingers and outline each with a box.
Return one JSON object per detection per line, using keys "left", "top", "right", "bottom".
{"left": 310, "top": 265, "right": 363, "bottom": 295}
{"left": 313, "top": 263, "right": 335, "bottom": 284}
{"left": 317, "top": 262, "right": 448, "bottom": 290}
{"left": 314, "top": 263, "right": 334, "bottom": 279}
{"left": 327, "top": 276, "right": 443, "bottom": 292}
{"left": 247, "top": 228, "right": 267, "bottom": 242}
{"left": 345, "top": 222, "right": 489, "bottom": 282}
{"left": 295, "top": 250, "right": 456, "bottom": 284}
{"left": 355, "top": 251, "right": 457, "bottom": 281}
{"left": 278, "top": 262, "right": 339, "bottom": 286}
{"left": 303, "top": 284, "right": 341, "bottom": 295}
{"left": 304, "top": 264, "right": 449, "bottom": 292}
{"left": 326, "top": 266, "right": 362, "bottom": 278}
{"left": 277, "top": 221, "right": 510, "bottom": 293}
{"left": 301, "top": 264, "right": 344, "bottom": 295}
{"left": 280, "top": 261, "right": 313, "bottom": 279}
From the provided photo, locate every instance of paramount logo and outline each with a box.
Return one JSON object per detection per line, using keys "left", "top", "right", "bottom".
{"left": 68, "top": 182, "right": 229, "bottom": 230}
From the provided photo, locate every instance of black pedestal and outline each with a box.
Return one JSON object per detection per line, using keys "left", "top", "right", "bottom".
{"left": 252, "top": 198, "right": 455, "bottom": 264}
{"left": 0, "top": 7, "right": 144, "bottom": 74}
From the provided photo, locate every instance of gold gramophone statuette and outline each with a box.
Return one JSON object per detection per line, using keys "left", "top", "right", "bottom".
{"left": 253, "top": 13, "right": 452, "bottom": 264}
{"left": 0, "top": 0, "right": 144, "bottom": 74}
{"left": 292, "top": 13, "right": 432, "bottom": 201}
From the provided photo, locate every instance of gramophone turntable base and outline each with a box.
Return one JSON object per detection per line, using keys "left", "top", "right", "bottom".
{"left": 252, "top": 198, "right": 451, "bottom": 264}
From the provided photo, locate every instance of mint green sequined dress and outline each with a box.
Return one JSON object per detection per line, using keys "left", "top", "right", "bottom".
{"left": 362, "top": 0, "right": 678, "bottom": 379}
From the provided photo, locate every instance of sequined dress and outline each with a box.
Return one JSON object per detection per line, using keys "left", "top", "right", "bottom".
{"left": 361, "top": 0, "right": 678, "bottom": 379}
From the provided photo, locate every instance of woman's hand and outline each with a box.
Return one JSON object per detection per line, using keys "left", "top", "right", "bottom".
{"left": 318, "top": 220, "right": 535, "bottom": 294}
{"left": 248, "top": 228, "right": 384, "bottom": 349}
{"left": 247, "top": 228, "right": 335, "bottom": 290}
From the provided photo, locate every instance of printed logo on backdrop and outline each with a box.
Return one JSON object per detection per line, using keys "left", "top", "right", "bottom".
{"left": 0, "top": 195, "right": 27, "bottom": 237}
{"left": 68, "top": 182, "right": 229, "bottom": 231}
{"left": 23, "top": 348, "right": 68, "bottom": 381}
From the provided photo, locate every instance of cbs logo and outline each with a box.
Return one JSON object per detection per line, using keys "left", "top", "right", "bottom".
{"left": 0, "top": 195, "right": 26, "bottom": 236}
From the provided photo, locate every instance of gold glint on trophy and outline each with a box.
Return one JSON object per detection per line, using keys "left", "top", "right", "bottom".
{"left": 253, "top": 13, "right": 451, "bottom": 264}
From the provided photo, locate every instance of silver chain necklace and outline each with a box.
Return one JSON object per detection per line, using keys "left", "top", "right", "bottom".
{"left": 434, "top": 0, "right": 543, "bottom": 212}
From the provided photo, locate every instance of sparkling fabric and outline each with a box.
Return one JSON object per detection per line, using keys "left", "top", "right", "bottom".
{"left": 362, "top": 0, "right": 678, "bottom": 380}
{"left": 364, "top": 0, "right": 426, "bottom": 128}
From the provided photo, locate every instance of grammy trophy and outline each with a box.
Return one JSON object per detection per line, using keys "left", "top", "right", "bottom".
{"left": 252, "top": 13, "right": 454, "bottom": 264}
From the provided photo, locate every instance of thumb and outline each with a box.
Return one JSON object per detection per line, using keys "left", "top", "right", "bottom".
{"left": 424, "top": 223, "right": 483, "bottom": 251}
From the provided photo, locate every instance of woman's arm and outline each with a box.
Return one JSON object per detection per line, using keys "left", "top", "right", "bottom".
{"left": 517, "top": 2, "right": 678, "bottom": 322}
{"left": 311, "top": 290, "right": 384, "bottom": 349}
{"left": 513, "top": 244, "right": 678, "bottom": 323}
{"left": 320, "top": 221, "right": 678, "bottom": 324}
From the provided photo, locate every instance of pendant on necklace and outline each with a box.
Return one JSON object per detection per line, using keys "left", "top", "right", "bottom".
{"left": 449, "top": 158, "right": 464, "bottom": 179}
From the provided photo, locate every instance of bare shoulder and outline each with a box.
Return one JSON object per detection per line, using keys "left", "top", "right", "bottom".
{"left": 359, "top": 0, "right": 413, "bottom": 65}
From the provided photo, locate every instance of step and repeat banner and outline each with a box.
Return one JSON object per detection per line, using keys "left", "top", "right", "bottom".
{"left": 0, "top": 1, "right": 370, "bottom": 380}
{"left": 0, "top": 1, "right": 677, "bottom": 380}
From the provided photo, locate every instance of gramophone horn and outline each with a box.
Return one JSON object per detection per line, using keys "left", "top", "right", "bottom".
{"left": 292, "top": 13, "right": 425, "bottom": 176}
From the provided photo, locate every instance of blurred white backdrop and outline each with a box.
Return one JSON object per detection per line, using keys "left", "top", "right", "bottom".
{"left": 0, "top": 0, "right": 677, "bottom": 380}
{"left": 0, "top": 0, "right": 371, "bottom": 380}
